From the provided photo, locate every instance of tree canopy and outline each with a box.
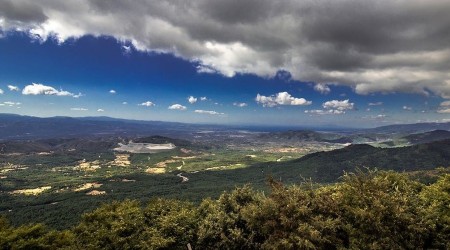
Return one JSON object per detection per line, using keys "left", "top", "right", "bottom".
{"left": 1, "top": 170, "right": 449, "bottom": 249}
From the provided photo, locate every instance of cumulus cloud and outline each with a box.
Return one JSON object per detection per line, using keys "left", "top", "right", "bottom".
{"left": 139, "top": 101, "right": 155, "bottom": 107}
{"left": 200, "top": 96, "right": 208, "bottom": 101}
{"left": 122, "top": 101, "right": 128, "bottom": 105}
{"left": 109, "top": 89, "right": 116, "bottom": 94}
{"left": 322, "top": 100, "right": 354, "bottom": 111}
{"left": 437, "top": 101, "right": 450, "bottom": 113}
{"left": 168, "top": 104, "right": 187, "bottom": 110}
{"left": 194, "top": 109, "right": 224, "bottom": 115}
{"left": 313, "top": 83, "right": 331, "bottom": 94}
{"left": 256, "top": 92, "right": 311, "bottom": 107}
{"left": 7, "top": 85, "right": 19, "bottom": 91}
{"left": 306, "top": 99, "right": 354, "bottom": 115}
{"left": 368, "top": 102, "right": 383, "bottom": 106}
{"left": 438, "top": 108, "right": 450, "bottom": 114}
{"left": 188, "top": 96, "right": 198, "bottom": 104}
{"left": 2, "top": 1, "right": 450, "bottom": 97}
{"left": 97, "top": 108, "right": 104, "bottom": 112}
{"left": 22, "top": 83, "right": 80, "bottom": 97}
{"left": 0, "top": 89, "right": 3, "bottom": 95}
{"left": 70, "top": 107, "right": 88, "bottom": 111}
{"left": 233, "top": 102, "right": 248, "bottom": 107}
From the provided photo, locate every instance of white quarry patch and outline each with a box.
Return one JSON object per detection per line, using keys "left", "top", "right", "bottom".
{"left": 114, "top": 142, "right": 176, "bottom": 153}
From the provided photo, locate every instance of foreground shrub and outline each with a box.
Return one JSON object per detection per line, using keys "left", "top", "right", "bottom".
{"left": 336, "top": 170, "right": 428, "bottom": 249}
{"left": 420, "top": 174, "right": 450, "bottom": 249}
{"left": 196, "top": 185, "right": 264, "bottom": 249}
{"left": 2, "top": 170, "right": 449, "bottom": 249}
{"left": 0, "top": 217, "right": 74, "bottom": 249}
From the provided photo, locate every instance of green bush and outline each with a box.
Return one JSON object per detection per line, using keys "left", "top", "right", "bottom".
{"left": 0, "top": 216, "right": 74, "bottom": 249}
{"left": 2, "top": 170, "right": 449, "bottom": 249}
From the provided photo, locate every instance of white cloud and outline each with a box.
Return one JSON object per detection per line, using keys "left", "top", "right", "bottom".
{"left": 139, "top": 101, "right": 155, "bottom": 107}
{"left": 200, "top": 96, "right": 208, "bottom": 101}
{"left": 188, "top": 96, "right": 198, "bottom": 104}
{"left": 122, "top": 101, "right": 128, "bottom": 105}
{"left": 70, "top": 107, "right": 88, "bottom": 111}
{"left": 305, "top": 109, "right": 345, "bottom": 115}
{"left": 109, "top": 89, "right": 116, "bottom": 94}
{"left": 361, "top": 114, "right": 387, "bottom": 119}
{"left": 7, "top": 85, "right": 20, "bottom": 91}
{"left": 1, "top": 101, "right": 21, "bottom": 107}
{"left": 233, "top": 102, "right": 248, "bottom": 107}
{"left": 437, "top": 101, "right": 450, "bottom": 113}
{"left": 0, "top": 89, "right": 3, "bottom": 95}
{"left": 322, "top": 99, "right": 354, "bottom": 111}
{"left": 306, "top": 99, "right": 354, "bottom": 115}
{"left": 368, "top": 102, "right": 383, "bottom": 106}
{"left": 73, "top": 93, "right": 84, "bottom": 98}
{"left": 4, "top": 101, "right": 20, "bottom": 105}
{"left": 22, "top": 83, "right": 80, "bottom": 97}
{"left": 97, "top": 109, "right": 104, "bottom": 112}
{"left": 439, "top": 100, "right": 450, "bottom": 107}
{"left": 168, "top": 104, "right": 187, "bottom": 110}
{"left": 196, "top": 65, "right": 217, "bottom": 74}
{"left": 403, "top": 106, "right": 412, "bottom": 111}
{"left": 256, "top": 92, "right": 311, "bottom": 107}
{"left": 194, "top": 109, "right": 224, "bottom": 115}
{"left": 313, "top": 83, "right": 331, "bottom": 94}
{"left": 437, "top": 108, "right": 450, "bottom": 114}
{"left": 122, "top": 45, "right": 131, "bottom": 54}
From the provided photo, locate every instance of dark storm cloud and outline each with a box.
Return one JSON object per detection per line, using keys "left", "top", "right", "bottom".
{"left": 0, "top": 0, "right": 47, "bottom": 23}
{"left": 1, "top": 0, "right": 450, "bottom": 97}
{"left": 300, "top": 0, "right": 450, "bottom": 53}
{"left": 198, "top": 0, "right": 274, "bottom": 24}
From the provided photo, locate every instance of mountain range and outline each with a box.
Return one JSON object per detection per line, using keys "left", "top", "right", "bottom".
{"left": 2, "top": 113, "right": 450, "bottom": 141}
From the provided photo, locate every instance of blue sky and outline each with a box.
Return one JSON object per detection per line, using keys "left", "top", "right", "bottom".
{"left": 1, "top": 1, "right": 450, "bottom": 128}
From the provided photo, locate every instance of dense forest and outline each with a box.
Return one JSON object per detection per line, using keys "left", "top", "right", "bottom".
{"left": 1, "top": 170, "right": 449, "bottom": 249}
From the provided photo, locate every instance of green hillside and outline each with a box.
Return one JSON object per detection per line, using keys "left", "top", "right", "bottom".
{"left": 402, "top": 130, "right": 450, "bottom": 144}
{"left": 243, "top": 139, "right": 450, "bottom": 183}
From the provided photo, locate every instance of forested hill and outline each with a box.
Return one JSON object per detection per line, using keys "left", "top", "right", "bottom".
{"left": 361, "top": 121, "right": 450, "bottom": 134}
{"left": 401, "top": 130, "right": 450, "bottom": 144}
{"left": 236, "top": 139, "right": 450, "bottom": 184}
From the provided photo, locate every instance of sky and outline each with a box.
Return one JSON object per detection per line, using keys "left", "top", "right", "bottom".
{"left": 0, "top": 0, "right": 450, "bottom": 128}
